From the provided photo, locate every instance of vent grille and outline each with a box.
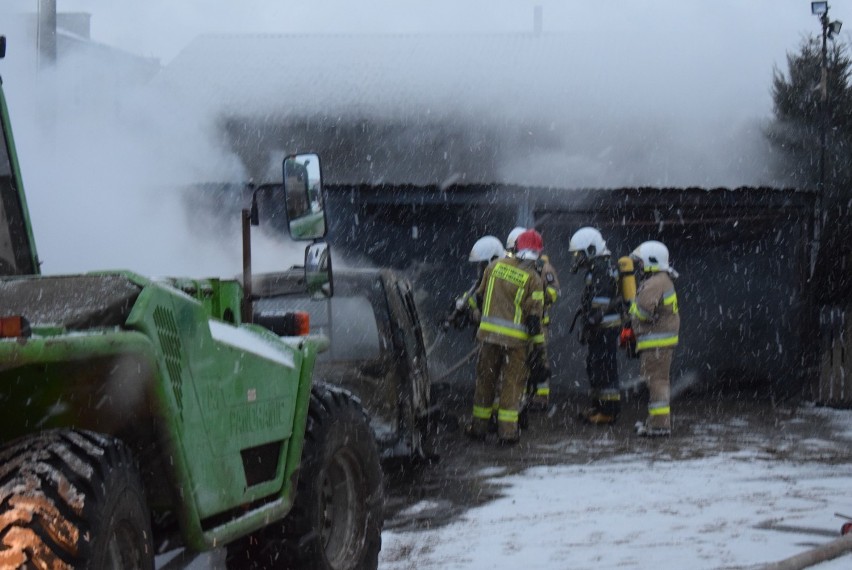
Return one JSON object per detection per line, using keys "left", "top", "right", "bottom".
{"left": 153, "top": 306, "right": 184, "bottom": 419}
{"left": 241, "top": 441, "right": 283, "bottom": 487}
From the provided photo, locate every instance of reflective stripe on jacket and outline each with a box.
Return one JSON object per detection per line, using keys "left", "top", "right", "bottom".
{"left": 476, "top": 257, "right": 544, "bottom": 348}
{"left": 583, "top": 257, "right": 623, "bottom": 330}
{"left": 630, "top": 271, "right": 680, "bottom": 352}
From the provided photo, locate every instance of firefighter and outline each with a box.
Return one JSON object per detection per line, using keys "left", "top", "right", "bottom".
{"left": 466, "top": 229, "right": 545, "bottom": 444}
{"left": 529, "top": 248, "right": 560, "bottom": 410}
{"left": 629, "top": 240, "right": 680, "bottom": 437}
{"left": 505, "top": 227, "right": 559, "bottom": 411}
{"left": 569, "top": 227, "right": 623, "bottom": 425}
{"left": 505, "top": 226, "right": 526, "bottom": 257}
{"left": 443, "top": 236, "right": 506, "bottom": 330}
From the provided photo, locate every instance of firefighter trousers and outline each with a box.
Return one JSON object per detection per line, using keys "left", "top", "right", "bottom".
{"left": 472, "top": 342, "right": 527, "bottom": 440}
{"left": 586, "top": 327, "right": 621, "bottom": 416}
{"left": 640, "top": 347, "right": 674, "bottom": 430}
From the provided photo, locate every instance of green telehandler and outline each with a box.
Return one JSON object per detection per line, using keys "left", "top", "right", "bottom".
{"left": 0, "top": 36, "right": 383, "bottom": 569}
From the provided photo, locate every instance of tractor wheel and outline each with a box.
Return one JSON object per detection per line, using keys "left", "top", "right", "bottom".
{"left": 0, "top": 429, "right": 153, "bottom": 570}
{"left": 227, "top": 383, "right": 383, "bottom": 570}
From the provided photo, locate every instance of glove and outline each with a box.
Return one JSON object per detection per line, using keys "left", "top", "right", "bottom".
{"left": 441, "top": 319, "right": 451, "bottom": 332}
{"left": 526, "top": 314, "right": 542, "bottom": 337}
{"left": 527, "top": 345, "right": 551, "bottom": 386}
{"left": 618, "top": 325, "right": 634, "bottom": 347}
{"left": 619, "top": 325, "right": 638, "bottom": 359}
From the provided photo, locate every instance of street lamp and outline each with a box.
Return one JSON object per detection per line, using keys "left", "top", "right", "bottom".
{"left": 830, "top": 20, "right": 843, "bottom": 36}
{"left": 812, "top": 1, "right": 842, "bottom": 195}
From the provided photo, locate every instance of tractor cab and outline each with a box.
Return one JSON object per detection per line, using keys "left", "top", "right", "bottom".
{"left": 0, "top": 36, "right": 39, "bottom": 276}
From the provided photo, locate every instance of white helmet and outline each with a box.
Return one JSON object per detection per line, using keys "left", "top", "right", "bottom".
{"left": 568, "top": 227, "right": 610, "bottom": 258}
{"left": 505, "top": 226, "right": 526, "bottom": 252}
{"left": 631, "top": 240, "right": 671, "bottom": 273}
{"left": 469, "top": 236, "right": 506, "bottom": 262}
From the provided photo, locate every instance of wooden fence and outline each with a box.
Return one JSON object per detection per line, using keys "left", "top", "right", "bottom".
{"left": 813, "top": 305, "right": 852, "bottom": 407}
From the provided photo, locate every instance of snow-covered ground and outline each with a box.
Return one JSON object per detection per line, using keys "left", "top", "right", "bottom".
{"left": 380, "top": 408, "right": 852, "bottom": 570}
{"left": 154, "top": 404, "right": 852, "bottom": 570}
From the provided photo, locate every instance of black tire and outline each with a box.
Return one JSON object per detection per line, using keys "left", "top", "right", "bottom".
{"left": 413, "top": 409, "right": 438, "bottom": 463}
{"left": 0, "top": 429, "right": 154, "bottom": 570}
{"left": 227, "top": 383, "right": 384, "bottom": 570}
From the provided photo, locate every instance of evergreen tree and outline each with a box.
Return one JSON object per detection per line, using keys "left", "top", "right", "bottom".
{"left": 767, "top": 35, "right": 852, "bottom": 199}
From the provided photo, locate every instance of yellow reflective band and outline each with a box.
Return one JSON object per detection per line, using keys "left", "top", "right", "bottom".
{"left": 600, "top": 393, "right": 621, "bottom": 401}
{"left": 532, "top": 290, "right": 545, "bottom": 301}
{"left": 498, "top": 409, "right": 519, "bottom": 423}
{"left": 542, "top": 315, "right": 551, "bottom": 325}
{"left": 547, "top": 287, "right": 559, "bottom": 303}
{"left": 531, "top": 334, "right": 545, "bottom": 344}
{"left": 629, "top": 301, "right": 652, "bottom": 322}
{"left": 514, "top": 286, "right": 525, "bottom": 324}
{"left": 636, "top": 334, "right": 679, "bottom": 350}
{"left": 536, "top": 387, "right": 550, "bottom": 396}
{"left": 483, "top": 272, "right": 496, "bottom": 318}
{"left": 473, "top": 405, "right": 492, "bottom": 420}
{"left": 663, "top": 290, "right": 679, "bottom": 313}
{"left": 479, "top": 321, "right": 530, "bottom": 340}
{"left": 467, "top": 295, "right": 478, "bottom": 310}
{"left": 648, "top": 405, "right": 670, "bottom": 416}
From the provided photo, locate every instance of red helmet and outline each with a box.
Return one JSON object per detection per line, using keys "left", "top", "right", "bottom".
{"left": 515, "top": 229, "right": 543, "bottom": 253}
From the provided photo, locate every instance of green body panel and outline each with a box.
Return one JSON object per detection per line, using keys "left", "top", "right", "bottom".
{"left": 0, "top": 330, "right": 159, "bottom": 438}
{"left": 125, "top": 281, "right": 301, "bottom": 515}
{"left": 164, "top": 277, "right": 244, "bottom": 325}
{"left": 0, "top": 271, "right": 320, "bottom": 551}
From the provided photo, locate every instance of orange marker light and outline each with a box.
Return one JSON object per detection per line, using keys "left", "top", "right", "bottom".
{"left": 292, "top": 311, "right": 310, "bottom": 336}
{"left": 0, "top": 316, "right": 31, "bottom": 338}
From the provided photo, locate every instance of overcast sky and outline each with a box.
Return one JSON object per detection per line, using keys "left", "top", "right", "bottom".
{"left": 3, "top": 1, "right": 833, "bottom": 64}
{"left": 17, "top": 1, "right": 845, "bottom": 131}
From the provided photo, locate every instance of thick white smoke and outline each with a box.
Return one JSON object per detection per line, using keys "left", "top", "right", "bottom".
{"left": 0, "top": 0, "right": 836, "bottom": 273}
{"left": 0, "top": 7, "right": 306, "bottom": 276}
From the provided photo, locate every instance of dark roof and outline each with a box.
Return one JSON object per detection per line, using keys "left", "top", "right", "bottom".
{"left": 160, "top": 32, "right": 789, "bottom": 190}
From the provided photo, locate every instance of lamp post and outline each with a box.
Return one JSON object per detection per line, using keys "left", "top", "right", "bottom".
{"left": 808, "top": 3, "right": 842, "bottom": 279}
{"left": 811, "top": 2, "right": 842, "bottom": 196}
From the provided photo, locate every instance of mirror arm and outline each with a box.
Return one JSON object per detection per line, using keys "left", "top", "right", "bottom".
{"left": 241, "top": 207, "right": 253, "bottom": 324}
{"left": 248, "top": 182, "right": 260, "bottom": 226}
{"left": 240, "top": 181, "right": 263, "bottom": 323}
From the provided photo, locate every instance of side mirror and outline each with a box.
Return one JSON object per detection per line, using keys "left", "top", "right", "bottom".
{"left": 283, "top": 153, "right": 327, "bottom": 241}
{"left": 305, "top": 242, "right": 333, "bottom": 299}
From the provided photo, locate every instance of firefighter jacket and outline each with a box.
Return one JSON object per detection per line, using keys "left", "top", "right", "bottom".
{"left": 629, "top": 271, "right": 680, "bottom": 352}
{"left": 582, "top": 256, "right": 623, "bottom": 332}
{"left": 539, "top": 255, "right": 560, "bottom": 328}
{"left": 474, "top": 256, "right": 544, "bottom": 348}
